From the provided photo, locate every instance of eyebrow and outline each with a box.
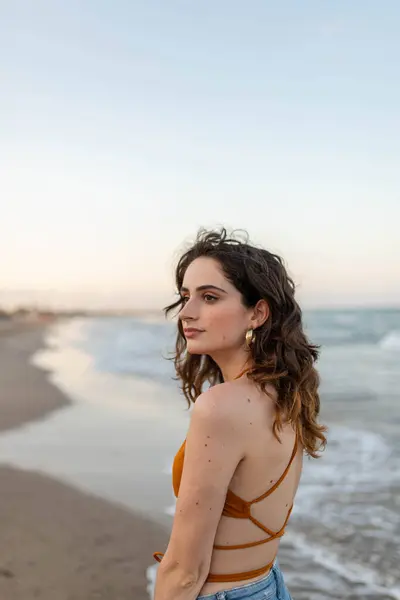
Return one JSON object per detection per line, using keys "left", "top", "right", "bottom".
{"left": 180, "top": 284, "right": 228, "bottom": 294}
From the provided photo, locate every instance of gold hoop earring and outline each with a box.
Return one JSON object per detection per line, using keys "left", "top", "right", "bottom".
{"left": 245, "top": 328, "right": 255, "bottom": 347}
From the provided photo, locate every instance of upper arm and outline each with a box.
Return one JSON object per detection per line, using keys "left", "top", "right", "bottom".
{"left": 161, "top": 384, "right": 245, "bottom": 579}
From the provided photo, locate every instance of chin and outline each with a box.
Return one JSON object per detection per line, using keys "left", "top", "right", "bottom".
{"left": 186, "top": 340, "right": 223, "bottom": 356}
{"left": 185, "top": 341, "right": 207, "bottom": 355}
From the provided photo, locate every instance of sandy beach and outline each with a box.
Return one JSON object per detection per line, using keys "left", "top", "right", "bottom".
{"left": 0, "top": 323, "right": 169, "bottom": 600}
{"left": 1, "top": 314, "right": 399, "bottom": 600}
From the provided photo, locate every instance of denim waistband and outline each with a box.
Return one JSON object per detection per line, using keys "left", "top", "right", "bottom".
{"left": 197, "top": 559, "right": 278, "bottom": 599}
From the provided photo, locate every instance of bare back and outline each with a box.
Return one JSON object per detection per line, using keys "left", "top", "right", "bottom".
{"left": 199, "top": 378, "right": 303, "bottom": 596}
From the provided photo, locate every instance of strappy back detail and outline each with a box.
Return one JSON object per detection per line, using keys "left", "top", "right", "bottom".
{"left": 154, "top": 429, "right": 299, "bottom": 583}
{"left": 216, "top": 430, "right": 298, "bottom": 545}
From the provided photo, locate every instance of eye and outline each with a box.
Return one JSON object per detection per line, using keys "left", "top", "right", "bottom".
{"left": 204, "top": 294, "right": 218, "bottom": 302}
{"left": 180, "top": 296, "right": 189, "bottom": 304}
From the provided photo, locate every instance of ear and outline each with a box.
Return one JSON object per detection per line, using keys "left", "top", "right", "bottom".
{"left": 250, "top": 299, "right": 269, "bottom": 329}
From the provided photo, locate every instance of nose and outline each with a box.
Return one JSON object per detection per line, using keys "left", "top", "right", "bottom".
{"left": 179, "top": 298, "right": 198, "bottom": 323}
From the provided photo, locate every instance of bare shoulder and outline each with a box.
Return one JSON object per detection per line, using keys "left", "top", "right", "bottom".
{"left": 163, "top": 384, "right": 249, "bottom": 577}
{"left": 194, "top": 381, "right": 248, "bottom": 418}
{"left": 192, "top": 380, "right": 260, "bottom": 437}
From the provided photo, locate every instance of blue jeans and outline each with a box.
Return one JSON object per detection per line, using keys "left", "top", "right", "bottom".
{"left": 197, "top": 561, "right": 292, "bottom": 600}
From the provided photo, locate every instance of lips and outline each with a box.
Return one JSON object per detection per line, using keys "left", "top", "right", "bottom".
{"left": 183, "top": 328, "right": 204, "bottom": 337}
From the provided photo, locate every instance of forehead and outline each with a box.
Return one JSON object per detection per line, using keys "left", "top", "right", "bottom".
{"left": 182, "top": 257, "right": 230, "bottom": 289}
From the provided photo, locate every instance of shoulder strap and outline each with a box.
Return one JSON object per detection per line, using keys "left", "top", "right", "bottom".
{"left": 251, "top": 429, "right": 298, "bottom": 504}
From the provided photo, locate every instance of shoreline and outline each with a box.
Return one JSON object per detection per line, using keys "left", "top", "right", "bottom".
{"left": 0, "top": 322, "right": 170, "bottom": 600}
{"left": 0, "top": 321, "right": 72, "bottom": 433}
{"left": 2, "top": 317, "right": 399, "bottom": 600}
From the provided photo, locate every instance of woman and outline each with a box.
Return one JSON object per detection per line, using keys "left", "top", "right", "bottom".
{"left": 153, "top": 228, "right": 327, "bottom": 600}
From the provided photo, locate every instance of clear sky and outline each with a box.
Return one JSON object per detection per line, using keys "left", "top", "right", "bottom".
{"left": 1, "top": 1, "right": 399, "bottom": 310}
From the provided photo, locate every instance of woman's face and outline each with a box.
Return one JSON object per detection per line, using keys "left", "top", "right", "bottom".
{"left": 178, "top": 256, "right": 252, "bottom": 355}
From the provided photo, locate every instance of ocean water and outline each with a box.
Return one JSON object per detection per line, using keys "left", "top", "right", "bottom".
{"left": 73, "top": 308, "right": 400, "bottom": 599}
{"left": 1, "top": 309, "right": 399, "bottom": 599}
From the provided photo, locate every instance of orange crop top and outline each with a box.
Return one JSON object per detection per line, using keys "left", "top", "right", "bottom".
{"left": 154, "top": 428, "right": 298, "bottom": 583}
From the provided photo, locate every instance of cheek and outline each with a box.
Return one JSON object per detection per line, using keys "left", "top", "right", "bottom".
{"left": 208, "top": 304, "right": 245, "bottom": 339}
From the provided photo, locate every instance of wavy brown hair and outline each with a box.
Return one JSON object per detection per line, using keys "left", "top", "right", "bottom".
{"left": 165, "top": 227, "right": 327, "bottom": 458}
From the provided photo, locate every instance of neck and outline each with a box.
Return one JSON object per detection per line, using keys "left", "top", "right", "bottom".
{"left": 209, "top": 349, "right": 253, "bottom": 382}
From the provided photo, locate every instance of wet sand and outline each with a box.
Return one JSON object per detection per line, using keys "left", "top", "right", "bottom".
{"left": 0, "top": 322, "right": 169, "bottom": 600}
